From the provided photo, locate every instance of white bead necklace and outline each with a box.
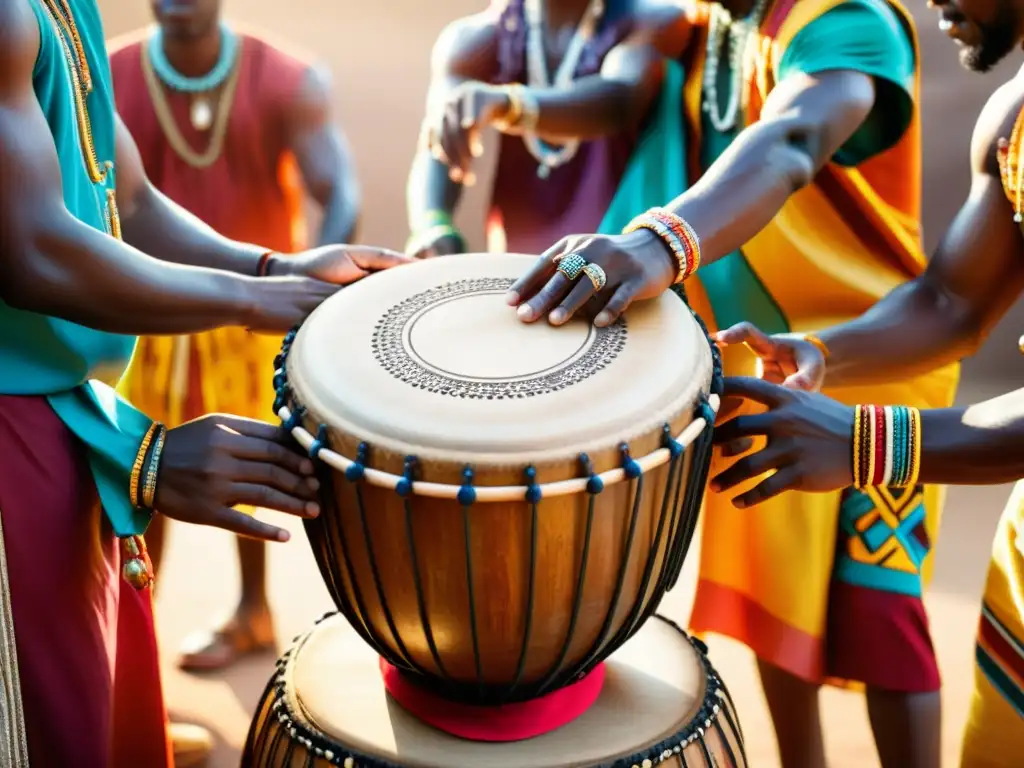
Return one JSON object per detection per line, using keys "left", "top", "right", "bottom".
{"left": 702, "top": 0, "right": 770, "bottom": 133}
{"left": 522, "top": 0, "right": 604, "bottom": 178}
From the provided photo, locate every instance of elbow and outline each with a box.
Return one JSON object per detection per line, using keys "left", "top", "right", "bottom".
{"left": 0, "top": 213, "right": 63, "bottom": 315}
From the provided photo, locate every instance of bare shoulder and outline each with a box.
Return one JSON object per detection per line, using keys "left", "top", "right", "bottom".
{"left": 430, "top": 10, "right": 501, "bottom": 76}
{"left": 627, "top": 0, "right": 693, "bottom": 53}
{"left": 971, "top": 67, "right": 1024, "bottom": 179}
{"left": 0, "top": 0, "right": 41, "bottom": 95}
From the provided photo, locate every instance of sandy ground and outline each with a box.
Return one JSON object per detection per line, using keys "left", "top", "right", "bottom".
{"left": 90, "top": 2, "right": 1024, "bottom": 765}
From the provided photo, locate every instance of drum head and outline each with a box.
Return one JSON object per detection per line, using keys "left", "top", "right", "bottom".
{"left": 285, "top": 615, "right": 715, "bottom": 767}
{"left": 288, "top": 254, "right": 712, "bottom": 469}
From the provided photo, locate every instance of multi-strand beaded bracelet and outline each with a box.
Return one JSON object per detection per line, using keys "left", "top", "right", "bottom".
{"left": 130, "top": 421, "right": 167, "bottom": 512}
{"left": 623, "top": 207, "right": 702, "bottom": 283}
{"left": 852, "top": 405, "right": 922, "bottom": 490}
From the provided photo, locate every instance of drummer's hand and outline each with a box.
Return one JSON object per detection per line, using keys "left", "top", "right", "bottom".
{"left": 407, "top": 230, "right": 466, "bottom": 260}
{"left": 156, "top": 415, "right": 320, "bottom": 542}
{"left": 428, "top": 82, "right": 510, "bottom": 185}
{"left": 714, "top": 322, "right": 826, "bottom": 391}
{"left": 710, "top": 377, "right": 854, "bottom": 508}
{"left": 273, "top": 244, "right": 413, "bottom": 285}
{"left": 506, "top": 229, "right": 676, "bottom": 327}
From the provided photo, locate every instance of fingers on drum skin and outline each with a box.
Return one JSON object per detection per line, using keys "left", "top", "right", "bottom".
{"left": 228, "top": 483, "right": 320, "bottom": 518}
{"left": 712, "top": 412, "right": 778, "bottom": 444}
{"left": 353, "top": 248, "right": 414, "bottom": 270}
{"left": 208, "top": 422, "right": 314, "bottom": 476}
{"left": 549, "top": 277, "right": 599, "bottom": 325}
{"left": 507, "top": 243, "right": 569, "bottom": 306}
{"left": 208, "top": 506, "right": 292, "bottom": 542}
{"left": 518, "top": 271, "right": 574, "bottom": 322}
{"left": 593, "top": 280, "right": 640, "bottom": 328}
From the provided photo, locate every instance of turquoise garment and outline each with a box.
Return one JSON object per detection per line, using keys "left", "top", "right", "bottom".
{"left": 0, "top": 0, "right": 153, "bottom": 536}
{"left": 697, "top": 0, "right": 916, "bottom": 334}
{"left": 597, "top": 59, "right": 689, "bottom": 234}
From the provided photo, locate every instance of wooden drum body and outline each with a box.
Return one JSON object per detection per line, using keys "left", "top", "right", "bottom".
{"left": 244, "top": 613, "right": 746, "bottom": 768}
{"left": 274, "top": 254, "right": 722, "bottom": 705}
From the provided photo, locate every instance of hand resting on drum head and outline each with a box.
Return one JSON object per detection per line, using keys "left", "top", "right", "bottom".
{"left": 155, "top": 415, "right": 320, "bottom": 542}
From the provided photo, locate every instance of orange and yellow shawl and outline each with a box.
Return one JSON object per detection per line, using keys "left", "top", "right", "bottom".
{"left": 686, "top": 0, "right": 960, "bottom": 685}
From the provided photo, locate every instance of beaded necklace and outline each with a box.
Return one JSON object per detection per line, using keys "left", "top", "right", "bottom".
{"left": 522, "top": 0, "right": 605, "bottom": 178}
{"left": 39, "top": 0, "right": 108, "bottom": 185}
{"left": 140, "top": 35, "right": 243, "bottom": 169}
{"left": 146, "top": 23, "right": 240, "bottom": 131}
{"left": 702, "top": 0, "right": 770, "bottom": 134}
{"left": 997, "top": 105, "right": 1024, "bottom": 224}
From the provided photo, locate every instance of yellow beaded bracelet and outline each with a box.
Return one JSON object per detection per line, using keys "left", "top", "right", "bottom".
{"left": 142, "top": 426, "right": 167, "bottom": 510}
{"left": 130, "top": 423, "right": 160, "bottom": 508}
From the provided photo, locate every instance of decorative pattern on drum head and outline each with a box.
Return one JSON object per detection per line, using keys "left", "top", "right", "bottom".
{"left": 370, "top": 278, "right": 627, "bottom": 400}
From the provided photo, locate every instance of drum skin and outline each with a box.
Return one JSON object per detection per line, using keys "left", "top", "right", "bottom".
{"left": 243, "top": 614, "right": 746, "bottom": 768}
{"left": 275, "top": 254, "right": 721, "bottom": 704}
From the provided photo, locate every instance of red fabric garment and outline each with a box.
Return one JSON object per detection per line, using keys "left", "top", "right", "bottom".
{"left": 380, "top": 659, "right": 606, "bottom": 742}
{"left": 109, "top": 33, "right": 310, "bottom": 252}
{"left": 0, "top": 395, "right": 170, "bottom": 767}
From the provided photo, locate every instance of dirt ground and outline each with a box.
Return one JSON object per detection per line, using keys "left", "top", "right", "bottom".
{"left": 95, "top": 2, "right": 1024, "bottom": 766}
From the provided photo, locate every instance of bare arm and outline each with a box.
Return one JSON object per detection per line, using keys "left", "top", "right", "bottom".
{"left": 115, "top": 115, "right": 269, "bottom": 275}
{"left": 818, "top": 82, "right": 1024, "bottom": 387}
{"left": 405, "top": 14, "right": 494, "bottom": 237}
{"left": 505, "top": 3, "right": 691, "bottom": 142}
{"left": 918, "top": 390, "right": 1024, "bottom": 486}
{"left": 285, "top": 65, "right": 360, "bottom": 245}
{"left": 665, "top": 69, "right": 876, "bottom": 269}
{"left": 0, "top": 0, "right": 329, "bottom": 334}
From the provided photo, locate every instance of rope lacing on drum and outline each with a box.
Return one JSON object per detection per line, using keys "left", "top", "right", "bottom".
{"left": 398, "top": 456, "right": 450, "bottom": 679}
{"left": 533, "top": 453, "right": 602, "bottom": 693}
{"left": 282, "top": 406, "right": 306, "bottom": 433}
{"left": 309, "top": 425, "right": 329, "bottom": 461}
{"left": 507, "top": 465, "right": 542, "bottom": 700}
{"left": 346, "top": 443, "right": 369, "bottom": 482}
{"left": 458, "top": 467, "right": 485, "bottom": 692}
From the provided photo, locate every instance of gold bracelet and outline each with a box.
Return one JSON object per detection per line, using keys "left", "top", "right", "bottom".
{"left": 803, "top": 334, "right": 831, "bottom": 361}
{"left": 142, "top": 426, "right": 167, "bottom": 510}
{"left": 130, "top": 423, "right": 160, "bottom": 508}
{"left": 497, "top": 84, "right": 525, "bottom": 129}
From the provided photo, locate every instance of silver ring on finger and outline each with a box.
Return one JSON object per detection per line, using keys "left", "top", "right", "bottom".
{"left": 582, "top": 262, "right": 607, "bottom": 291}
{"left": 556, "top": 252, "right": 588, "bottom": 281}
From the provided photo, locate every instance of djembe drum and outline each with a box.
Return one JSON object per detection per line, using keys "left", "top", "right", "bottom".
{"left": 244, "top": 612, "right": 746, "bottom": 767}
{"left": 250, "top": 252, "right": 735, "bottom": 765}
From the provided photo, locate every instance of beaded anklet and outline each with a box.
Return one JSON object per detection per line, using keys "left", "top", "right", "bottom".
{"left": 622, "top": 207, "right": 701, "bottom": 284}
{"left": 852, "top": 405, "right": 921, "bottom": 489}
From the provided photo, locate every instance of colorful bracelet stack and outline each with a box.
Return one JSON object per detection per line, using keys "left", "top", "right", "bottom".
{"left": 852, "top": 405, "right": 922, "bottom": 490}
{"left": 130, "top": 422, "right": 167, "bottom": 510}
{"left": 405, "top": 210, "right": 465, "bottom": 254}
{"left": 622, "top": 207, "right": 701, "bottom": 284}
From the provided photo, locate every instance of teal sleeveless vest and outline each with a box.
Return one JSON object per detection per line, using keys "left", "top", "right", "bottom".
{"left": 0, "top": 0, "right": 153, "bottom": 536}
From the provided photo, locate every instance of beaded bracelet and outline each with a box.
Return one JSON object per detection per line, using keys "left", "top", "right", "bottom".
{"left": 141, "top": 425, "right": 167, "bottom": 510}
{"left": 852, "top": 405, "right": 921, "bottom": 489}
{"left": 622, "top": 207, "right": 701, "bottom": 284}
{"left": 404, "top": 223, "right": 465, "bottom": 255}
{"left": 130, "top": 423, "right": 161, "bottom": 508}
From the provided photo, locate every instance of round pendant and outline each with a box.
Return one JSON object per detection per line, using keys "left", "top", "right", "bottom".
{"left": 190, "top": 98, "right": 214, "bottom": 131}
{"left": 536, "top": 164, "right": 551, "bottom": 180}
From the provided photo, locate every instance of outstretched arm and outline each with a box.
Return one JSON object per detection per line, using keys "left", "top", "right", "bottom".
{"left": 715, "top": 81, "right": 1024, "bottom": 390}
{"left": 0, "top": 1, "right": 281, "bottom": 334}
{"left": 816, "top": 83, "right": 1024, "bottom": 386}
{"left": 711, "top": 378, "right": 1024, "bottom": 510}
{"left": 284, "top": 66, "right": 360, "bottom": 245}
